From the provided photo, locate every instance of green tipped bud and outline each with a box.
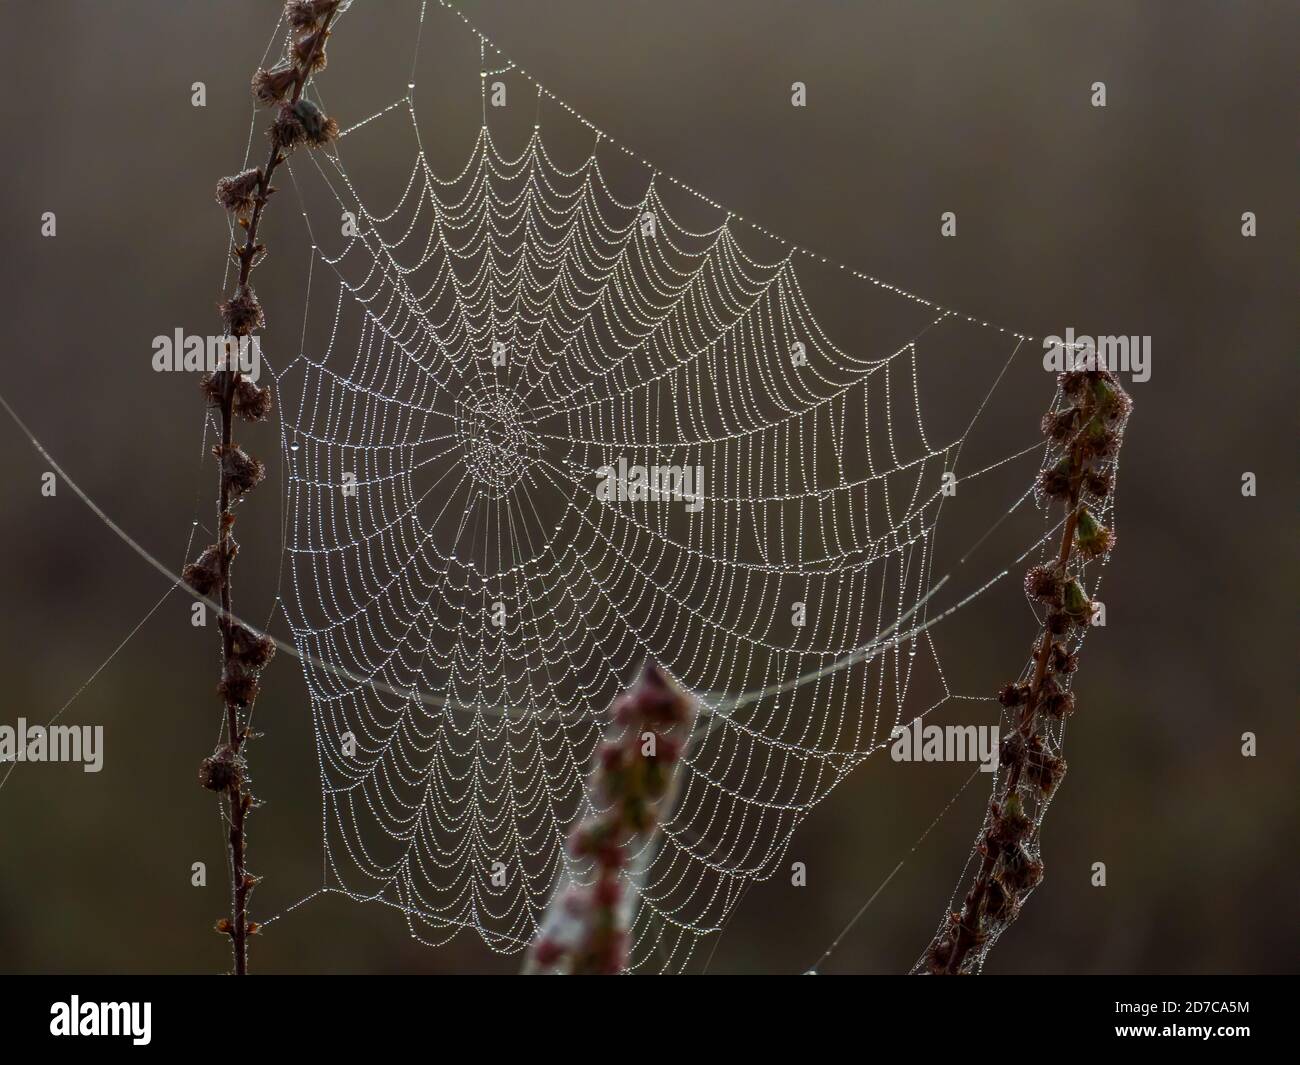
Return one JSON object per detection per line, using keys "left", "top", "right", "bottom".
{"left": 1061, "top": 577, "right": 1091, "bottom": 623}
{"left": 1074, "top": 506, "right": 1114, "bottom": 559}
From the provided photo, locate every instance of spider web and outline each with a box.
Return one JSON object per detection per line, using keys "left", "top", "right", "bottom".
{"left": 254, "top": 0, "right": 1104, "bottom": 971}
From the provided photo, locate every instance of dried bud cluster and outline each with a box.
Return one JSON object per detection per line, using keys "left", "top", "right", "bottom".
{"left": 925, "top": 365, "right": 1130, "bottom": 975}
{"left": 286, "top": 0, "right": 340, "bottom": 30}
{"left": 219, "top": 285, "right": 265, "bottom": 338}
{"left": 215, "top": 168, "right": 262, "bottom": 218}
{"left": 991, "top": 793, "right": 1031, "bottom": 846}
{"left": 271, "top": 97, "right": 339, "bottom": 151}
{"left": 1023, "top": 562, "right": 1062, "bottom": 603}
{"left": 200, "top": 374, "right": 273, "bottom": 424}
{"left": 182, "top": 542, "right": 235, "bottom": 598}
{"left": 1024, "top": 735, "right": 1066, "bottom": 796}
{"left": 205, "top": 628, "right": 275, "bottom": 796}
{"left": 218, "top": 669, "right": 260, "bottom": 708}
{"left": 199, "top": 745, "right": 244, "bottom": 793}
{"left": 249, "top": 2, "right": 341, "bottom": 153}
{"left": 527, "top": 662, "right": 696, "bottom": 975}
{"left": 213, "top": 443, "right": 266, "bottom": 499}
{"left": 252, "top": 64, "right": 297, "bottom": 107}
{"left": 233, "top": 378, "right": 273, "bottom": 422}
{"left": 229, "top": 622, "right": 276, "bottom": 671}
{"left": 293, "top": 27, "right": 332, "bottom": 73}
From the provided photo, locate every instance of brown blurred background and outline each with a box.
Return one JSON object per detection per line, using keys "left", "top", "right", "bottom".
{"left": 0, "top": 0, "right": 1294, "bottom": 974}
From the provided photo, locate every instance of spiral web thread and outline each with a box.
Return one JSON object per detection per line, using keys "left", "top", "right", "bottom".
{"left": 260, "top": 1, "right": 1103, "bottom": 971}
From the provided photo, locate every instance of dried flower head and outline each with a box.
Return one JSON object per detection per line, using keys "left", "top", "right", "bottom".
{"left": 199, "top": 746, "right": 243, "bottom": 792}
{"left": 183, "top": 544, "right": 225, "bottom": 597}
{"left": 953, "top": 912, "right": 988, "bottom": 952}
{"left": 1040, "top": 407, "right": 1078, "bottom": 444}
{"left": 214, "top": 443, "right": 266, "bottom": 499}
{"left": 1080, "top": 416, "right": 1120, "bottom": 461}
{"left": 997, "top": 682, "right": 1029, "bottom": 709}
{"left": 233, "top": 378, "right": 273, "bottom": 422}
{"left": 219, "top": 285, "right": 265, "bottom": 337}
{"left": 1024, "top": 563, "right": 1062, "bottom": 604}
{"left": 1024, "top": 737, "right": 1067, "bottom": 796}
{"left": 215, "top": 168, "right": 262, "bottom": 217}
{"left": 252, "top": 63, "right": 297, "bottom": 106}
{"left": 270, "top": 102, "right": 307, "bottom": 150}
{"left": 1037, "top": 458, "right": 1073, "bottom": 501}
{"left": 291, "top": 97, "right": 339, "bottom": 146}
{"left": 199, "top": 372, "right": 225, "bottom": 410}
{"left": 293, "top": 27, "right": 332, "bottom": 72}
{"left": 993, "top": 793, "right": 1032, "bottom": 846}
{"left": 925, "top": 935, "right": 955, "bottom": 975}
{"left": 1059, "top": 370, "right": 1089, "bottom": 399}
{"left": 983, "top": 877, "right": 1018, "bottom": 922}
{"left": 286, "top": 0, "right": 340, "bottom": 30}
{"left": 230, "top": 623, "right": 276, "bottom": 671}
{"left": 997, "top": 843, "right": 1044, "bottom": 893}
{"left": 218, "top": 668, "right": 260, "bottom": 707}
{"left": 1084, "top": 467, "right": 1114, "bottom": 500}
{"left": 1047, "top": 641, "right": 1079, "bottom": 675}
{"left": 1039, "top": 677, "right": 1076, "bottom": 720}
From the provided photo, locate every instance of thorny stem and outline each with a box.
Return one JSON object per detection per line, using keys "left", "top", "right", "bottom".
{"left": 206, "top": 3, "right": 340, "bottom": 976}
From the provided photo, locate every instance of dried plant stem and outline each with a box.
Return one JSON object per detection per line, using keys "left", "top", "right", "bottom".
{"left": 190, "top": 0, "right": 343, "bottom": 975}
{"left": 924, "top": 368, "right": 1131, "bottom": 975}
{"left": 943, "top": 447, "right": 1081, "bottom": 973}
